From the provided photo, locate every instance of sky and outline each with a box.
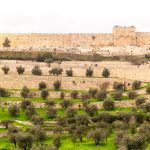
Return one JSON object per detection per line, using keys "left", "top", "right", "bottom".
{"left": 0, "top": 0, "right": 150, "bottom": 33}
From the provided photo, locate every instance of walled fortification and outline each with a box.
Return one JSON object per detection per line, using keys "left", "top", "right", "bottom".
{"left": 0, "top": 26, "right": 150, "bottom": 49}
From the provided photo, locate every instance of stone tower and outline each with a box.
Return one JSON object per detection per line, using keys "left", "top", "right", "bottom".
{"left": 113, "top": 26, "right": 137, "bottom": 46}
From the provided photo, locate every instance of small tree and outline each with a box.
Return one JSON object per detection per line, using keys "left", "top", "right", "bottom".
{"left": 8, "top": 105, "right": 19, "bottom": 117}
{"left": 53, "top": 80, "right": 61, "bottom": 90}
{"left": 146, "top": 86, "right": 150, "bottom": 94}
{"left": 60, "top": 92, "right": 65, "bottom": 99}
{"left": 85, "top": 104, "right": 98, "bottom": 116}
{"left": 112, "top": 90, "right": 123, "bottom": 100}
{"left": 88, "top": 129, "right": 107, "bottom": 145}
{"left": 88, "top": 88, "right": 98, "bottom": 98}
{"left": 96, "top": 90, "right": 107, "bottom": 101}
{"left": 60, "top": 100, "right": 73, "bottom": 109}
{"left": 103, "top": 100, "right": 115, "bottom": 110}
{"left": 49, "top": 68, "right": 63, "bottom": 76}
{"left": 3, "top": 37, "right": 11, "bottom": 47}
{"left": 2, "top": 66, "right": 10, "bottom": 74}
{"left": 135, "top": 97, "right": 146, "bottom": 107}
{"left": 132, "top": 80, "right": 141, "bottom": 90}
{"left": 128, "top": 91, "right": 137, "bottom": 99}
{"left": 31, "top": 115, "right": 44, "bottom": 125}
{"left": 20, "top": 86, "right": 30, "bottom": 99}
{"left": 47, "top": 108, "right": 57, "bottom": 119}
{"left": 0, "top": 87, "right": 10, "bottom": 97}
{"left": 1, "top": 120, "right": 12, "bottom": 129}
{"left": 113, "top": 82, "right": 124, "bottom": 91}
{"left": 44, "top": 58, "right": 53, "bottom": 67}
{"left": 102, "top": 68, "right": 110, "bottom": 78}
{"left": 70, "top": 91, "right": 79, "bottom": 99}
{"left": 32, "top": 65, "right": 42, "bottom": 76}
{"left": 16, "top": 132, "right": 33, "bottom": 150}
{"left": 66, "top": 68, "right": 73, "bottom": 77}
{"left": 39, "top": 81, "right": 47, "bottom": 90}
{"left": 86, "top": 67, "right": 93, "bottom": 77}
{"left": 25, "top": 105, "right": 36, "bottom": 119}
{"left": 16, "top": 66, "right": 25, "bottom": 75}
{"left": 41, "top": 89, "right": 49, "bottom": 99}
{"left": 65, "top": 108, "right": 77, "bottom": 118}
{"left": 45, "top": 100, "right": 56, "bottom": 108}
{"left": 53, "top": 136, "right": 61, "bottom": 149}
{"left": 20, "top": 100, "right": 32, "bottom": 110}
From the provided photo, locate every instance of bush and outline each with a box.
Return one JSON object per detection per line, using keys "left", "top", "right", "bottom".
{"left": 96, "top": 90, "right": 107, "bottom": 101}
{"left": 0, "top": 88, "right": 10, "bottom": 97}
{"left": 132, "top": 80, "right": 141, "bottom": 90}
{"left": 112, "top": 90, "right": 123, "bottom": 100}
{"left": 135, "top": 97, "right": 146, "bottom": 107}
{"left": 128, "top": 91, "right": 137, "bottom": 99}
{"left": 45, "top": 100, "right": 56, "bottom": 108}
{"left": 44, "top": 58, "right": 53, "bottom": 67}
{"left": 86, "top": 67, "right": 93, "bottom": 77}
{"left": 102, "top": 68, "right": 110, "bottom": 78}
{"left": 88, "top": 88, "right": 98, "bottom": 98}
{"left": 70, "top": 91, "right": 79, "bottom": 99}
{"left": 36, "top": 54, "right": 44, "bottom": 62}
{"left": 146, "top": 86, "right": 150, "bottom": 94}
{"left": 20, "top": 86, "right": 30, "bottom": 98}
{"left": 41, "top": 89, "right": 49, "bottom": 99}
{"left": 20, "top": 100, "right": 32, "bottom": 110}
{"left": 53, "top": 80, "right": 61, "bottom": 90}
{"left": 16, "top": 66, "right": 25, "bottom": 75}
{"left": 2, "top": 66, "right": 10, "bottom": 74}
{"left": 66, "top": 68, "right": 73, "bottom": 77}
{"left": 39, "top": 81, "right": 47, "bottom": 90}
{"left": 49, "top": 68, "right": 63, "bottom": 76}
{"left": 25, "top": 105, "right": 36, "bottom": 118}
{"left": 32, "top": 65, "right": 42, "bottom": 76}
{"left": 113, "top": 82, "right": 124, "bottom": 91}
{"left": 85, "top": 104, "right": 98, "bottom": 116}
{"left": 8, "top": 105, "right": 19, "bottom": 117}
{"left": 103, "top": 100, "right": 115, "bottom": 110}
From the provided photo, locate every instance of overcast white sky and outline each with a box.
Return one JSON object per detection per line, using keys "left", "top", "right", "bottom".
{"left": 0, "top": 0, "right": 150, "bottom": 33}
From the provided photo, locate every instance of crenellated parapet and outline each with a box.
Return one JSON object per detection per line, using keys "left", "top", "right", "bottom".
{"left": 0, "top": 26, "right": 150, "bottom": 49}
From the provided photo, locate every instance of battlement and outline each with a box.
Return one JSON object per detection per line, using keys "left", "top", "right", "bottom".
{"left": 0, "top": 26, "right": 150, "bottom": 49}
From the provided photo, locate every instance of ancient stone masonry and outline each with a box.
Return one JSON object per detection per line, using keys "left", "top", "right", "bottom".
{"left": 0, "top": 26, "right": 150, "bottom": 49}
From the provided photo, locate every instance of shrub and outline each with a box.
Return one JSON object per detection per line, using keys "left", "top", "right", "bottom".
{"left": 128, "top": 91, "right": 137, "bottom": 99}
{"left": 49, "top": 68, "right": 63, "bottom": 76}
{"left": 103, "top": 100, "right": 115, "bottom": 110}
{"left": 39, "top": 81, "right": 47, "bottom": 90}
{"left": 53, "top": 80, "right": 61, "bottom": 90}
{"left": 70, "top": 91, "right": 79, "bottom": 99}
{"left": 96, "top": 90, "right": 107, "bottom": 101}
{"left": 88, "top": 88, "right": 98, "bottom": 98}
{"left": 16, "top": 66, "right": 25, "bottom": 75}
{"left": 8, "top": 105, "right": 19, "bottom": 117}
{"left": 32, "top": 65, "right": 42, "bottom": 76}
{"left": 102, "top": 68, "right": 110, "bottom": 78}
{"left": 41, "top": 89, "right": 49, "bottom": 99}
{"left": 45, "top": 100, "right": 56, "bottom": 108}
{"left": 132, "top": 80, "right": 141, "bottom": 90}
{"left": 112, "top": 90, "right": 123, "bottom": 100}
{"left": 135, "top": 97, "right": 146, "bottom": 107}
{"left": 20, "top": 86, "right": 30, "bottom": 98}
{"left": 20, "top": 100, "right": 32, "bottom": 110}
{"left": 86, "top": 67, "right": 93, "bottom": 77}
{"left": 36, "top": 54, "right": 44, "bottom": 62}
{"left": 2, "top": 66, "right": 10, "bottom": 74}
{"left": 146, "top": 86, "right": 150, "bottom": 94}
{"left": 0, "top": 88, "right": 10, "bottom": 97}
{"left": 113, "top": 82, "right": 124, "bottom": 91}
{"left": 66, "top": 68, "right": 73, "bottom": 77}
{"left": 53, "top": 136, "right": 61, "bottom": 149}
